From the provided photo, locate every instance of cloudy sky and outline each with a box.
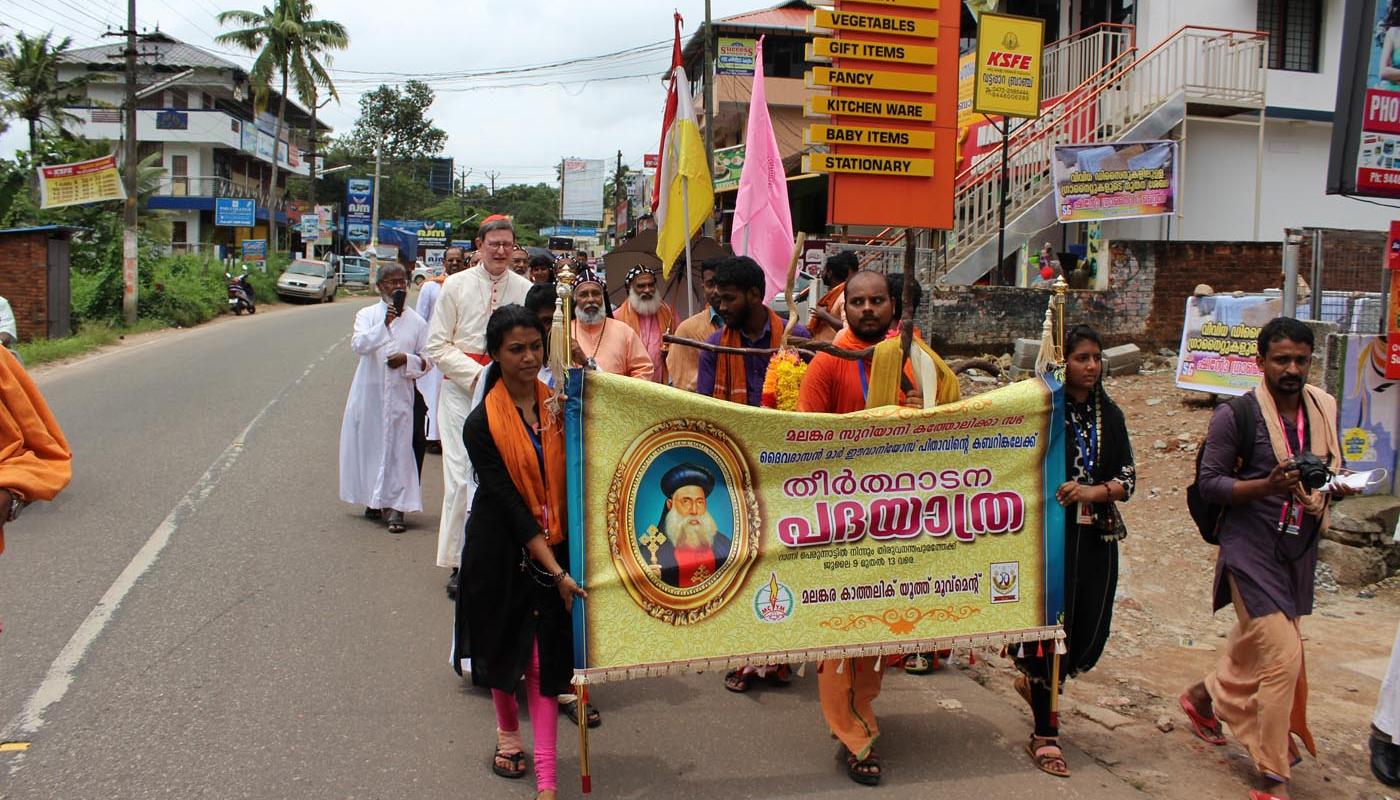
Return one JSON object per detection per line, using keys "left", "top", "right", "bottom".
{"left": 0, "top": 0, "right": 765, "bottom": 186}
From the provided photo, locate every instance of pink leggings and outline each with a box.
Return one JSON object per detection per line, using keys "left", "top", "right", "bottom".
{"left": 491, "top": 640, "right": 558, "bottom": 792}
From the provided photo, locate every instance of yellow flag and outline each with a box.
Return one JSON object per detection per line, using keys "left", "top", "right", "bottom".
{"left": 655, "top": 65, "right": 715, "bottom": 277}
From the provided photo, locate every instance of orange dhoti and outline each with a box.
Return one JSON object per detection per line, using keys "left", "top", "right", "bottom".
{"left": 818, "top": 657, "right": 884, "bottom": 759}
{"left": 1205, "top": 579, "right": 1315, "bottom": 782}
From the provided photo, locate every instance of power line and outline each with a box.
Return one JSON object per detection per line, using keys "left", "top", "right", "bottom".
{"left": 1, "top": 3, "right": 106, "bottom": 45}
{"left": 8, "top": 0, "right": 107, "bottom": 41}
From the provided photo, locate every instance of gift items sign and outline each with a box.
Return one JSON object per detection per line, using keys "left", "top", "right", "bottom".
{"left": 565, "top": 372, "right": 1066, "bottom": 682}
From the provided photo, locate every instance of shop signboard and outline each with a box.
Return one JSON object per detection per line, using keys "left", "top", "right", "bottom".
{"left": 1051, "top": 141, "right": 1178, "bottom": 223}
{"left": 215, "top": 197, "right": 256, "bottom": 227}
{"left": 716, "top": 37, "right": 756, "bottom": 76}
{"left": 1387, "top": 220, "right": 1400, "bottom": 379}
{"left": 1329, "top": 0, "right": 1400, "bottom": 197}
{"left": 713, "top": 144, "right": 745, "bottom": 192}
{"left": 345, "top": 178, "right": 373, "bottom": 242}
{"left": 972, "top": 13, "right": 1045, "bottom": 119}
{"left": 36, "top": 155, "right": 126, "bottom": 209}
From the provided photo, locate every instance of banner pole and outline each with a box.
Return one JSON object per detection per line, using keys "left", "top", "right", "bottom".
{"left": 1049, "top": 646, "right": 1061, "bottom": 728}
{"left": 681, "top": 176, "right": 695, "bottom": 317}
{"left": 578, "top": 680, "right": 592, "bottom": 794}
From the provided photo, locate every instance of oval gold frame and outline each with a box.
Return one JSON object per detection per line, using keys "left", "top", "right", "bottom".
{"left": 606, "top": 419, "right": 761, "bottom": 626}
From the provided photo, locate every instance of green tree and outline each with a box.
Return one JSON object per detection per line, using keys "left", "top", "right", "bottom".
{"left": 217, "top": 0, "right": 348, "bottom": 252}
{"left": 0, "top": 32, "right": 100, "bottom": 157}
{"left": 345, "top": 81, "right": 447, "bottom": 166}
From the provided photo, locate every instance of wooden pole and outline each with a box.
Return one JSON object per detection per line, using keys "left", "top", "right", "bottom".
{"left": 779, "top": 233, "right": 807, "bottom": 348}
{"left": 578, "top": 681, "right": 592, "bottom": 794}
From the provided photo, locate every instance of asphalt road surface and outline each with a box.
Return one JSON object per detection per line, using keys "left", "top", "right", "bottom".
{"left": 0, "top": 298, "right": 1143, "bottom": 799}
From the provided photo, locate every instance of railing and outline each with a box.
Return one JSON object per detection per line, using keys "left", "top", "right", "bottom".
{"left": 1039, "top": 23, "right": 1136, "bottom": 101}
{"left": 941, "top": 26, "right": 1267, "bottom": 279}
{"left": 151, "top": 175, "right": 284, "bottom": 211}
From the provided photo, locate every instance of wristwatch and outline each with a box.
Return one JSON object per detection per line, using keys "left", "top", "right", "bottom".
{"left": 4, "top": 490, "right": 22, "bottom": 523}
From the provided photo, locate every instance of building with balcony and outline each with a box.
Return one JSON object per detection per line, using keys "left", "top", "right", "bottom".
{"left": 55, "top": 32, "right": 331, "bottom": 255}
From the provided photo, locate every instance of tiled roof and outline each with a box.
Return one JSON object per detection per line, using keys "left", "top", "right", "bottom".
{"left": 62, "top": 33, "right": 242, "bottom": 71}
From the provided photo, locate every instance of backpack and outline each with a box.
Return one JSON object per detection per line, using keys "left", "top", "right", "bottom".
{"left": 1186, "top": 394, "right": 1255, "bottom": 545}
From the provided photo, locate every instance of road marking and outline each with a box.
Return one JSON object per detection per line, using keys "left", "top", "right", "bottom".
{"left": 2, "top": 335, "right": 348, "bottom": 766}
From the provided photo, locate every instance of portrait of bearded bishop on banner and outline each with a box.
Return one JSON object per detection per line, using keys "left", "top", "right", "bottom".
{"left": 644, "top": 463, "right": 734, "bottom": 589}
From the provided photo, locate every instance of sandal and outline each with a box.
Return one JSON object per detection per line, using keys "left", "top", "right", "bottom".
{"left": 904, "top": 653, "right": 933, "bottom": 675}
{"left": 491, "top": 748, "right": 526, "bottom": 779}
{"left": 560, "top": 697, "right": 601, "bottom": 728}
{"left": 724, "top": 669, "right": 757, "bottom": 693}
{"left": 385, "top": 510, "right": 406, "bottom": 534}
{"left": 840, "top": 745, "right": 881, "bottom": 786}
{"left": 1026, "top": 735, "right": 1070, "bottom": 778}
{"left": 1178, "top": 692, "right": 1227, "bottom": 746}
{"left": 363, "top": 507, "right": 382, "bottom": 520}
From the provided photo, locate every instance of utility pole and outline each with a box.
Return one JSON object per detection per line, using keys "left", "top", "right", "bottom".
{"left": 455, "top": 165, "right": 472, "bottom": 221}
{"left": 702, "top": 0, "right": 715, "bottom": 237}
{"left": 485, "top": 170, "right": 500, "bottom": 199}
{"left": 368, "top": 142, "right": 382, "bottom": 256}
{"left": 614, "top": 150, "right": 625, "bottom": 247}
{"left": 121, "top": 0, "right": 139, "bottom": 324}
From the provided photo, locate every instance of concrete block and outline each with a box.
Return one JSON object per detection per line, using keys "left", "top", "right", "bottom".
{"left": 1104, "top": 343, "right": 1143, "bottom": 376}
{"left": 1012, "top": 337, "right": 1041, "bottom": 369}
{"left": 1076, "top": 704, "right": 1133, "bottom": 730}
{"left": 1318, "top": 539, "right": 1388, "bottom": 587}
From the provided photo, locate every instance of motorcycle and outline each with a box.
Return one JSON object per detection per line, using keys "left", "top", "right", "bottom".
{"left": 226, "top": 271, "right": 256, "bottom": 315}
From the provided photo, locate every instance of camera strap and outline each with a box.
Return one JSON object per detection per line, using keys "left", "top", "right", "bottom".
{"left": 1277, "top": 403, "right": 1306, "bottom": 536}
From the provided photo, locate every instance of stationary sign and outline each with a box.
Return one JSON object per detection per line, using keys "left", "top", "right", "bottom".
{"left": 561, "top": 158, "right": 607, "bottom": 221}
{"left": 1175, "top": 294, "right": 1278, "bottom": 396}
{"left": 215, "top": 197, "right": 256, "bottom": 227}
{"left": 1328, "top": 0, "right": 1400, "bottom": 198}
{"left": 566, "top": 371, "right": 1065, "bottom": 682}
{"left": 239, "top": 123, "right": 257, "bottom": 154}
{"left": 803, "top": 0, "right": 959, "bottom": 229}
{"left": 314, "top": 205, "right": 334, "bottom": 245}
{"left": 713, "top": 144, "right": 745, "bottom": 192}
{"left": 37, "top": 155, "right": 126, "bottom": 209}
{"left": 345, "top": 178, "right": 373, "bottom": 242}
{"left": 155, "top": 110, "right": 188, "bottom": 130}
{"left": 1052, "top": 141, "right": 1178, "bottom": 222}
{"left": 716, "top": 37, "right": 757, "bottom": 76}
{"left": 643, "top": 153, "right": 660, "bottom": 169}
{"left": 300, "top": 215, "right": 320, "bottom": 239}
{"left": 424, "top": 249, "right": 445, "bottom": 270}
{"left": 973, "top": 13, "right": 1045, "bottom": 118}
{"left": 241, "top": 238, "right": 267, "bottom": 265}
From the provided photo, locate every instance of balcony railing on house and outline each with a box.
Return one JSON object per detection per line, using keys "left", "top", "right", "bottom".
{"left": 151, "top": 176, "right": 284, "bottom": 212}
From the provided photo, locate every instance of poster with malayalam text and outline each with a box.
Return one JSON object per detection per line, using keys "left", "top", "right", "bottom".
{"left": 37, "top": 155, "right": 125, "bottom": 209}
{"left": 565, "top": 371, "right": 1065, "bottom": 683}
{"left": 1175, "top": 294, "right": 1279, "bottom": 396}
{"left": 1053, "top": 141, "right": 1178, "bottom": 223}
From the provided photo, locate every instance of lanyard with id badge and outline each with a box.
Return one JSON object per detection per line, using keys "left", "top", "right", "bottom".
{"left": 1277, "top": 403, "right": 1306, "bottom": 537}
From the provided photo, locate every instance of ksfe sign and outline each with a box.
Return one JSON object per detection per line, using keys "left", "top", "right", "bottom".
{"left": 1329, "top": 0, "right": 1400, "bottom": 197}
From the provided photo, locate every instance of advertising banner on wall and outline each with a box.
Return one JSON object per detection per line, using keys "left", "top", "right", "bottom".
{"left": 37, "top": 155, "right": 126, "bottom": 209}
{"left": 240, "top": 123, "right": 257, "bottom": 154}
{"left": 1335, "top": 335, "right": 1400, "bottom": 494}
{"left": 1329, "top": 0, "right": 1400, "bottom": 197}
{"left": 1175, "top": 294, "right": 1280, "bottom": 396}
{"left": 215, "top": 198, "right": 256, "bottom": 227}
{"left": 561, "top": 158, "right": 606, "bottom": 221}
{"left": 717, "top": 37, "right": 757, "bottom": 76}
{"left": 1052, "top": 140, "right": 1178, "bottom": 222}
{"left": 345, "top": 178, "right": 373, "bottom": 242}
{"left": 565, "top": 371, "right": 1065, "bottom": 682}
{"left": 713, "top": 144, "right": 745, "bottom": 193}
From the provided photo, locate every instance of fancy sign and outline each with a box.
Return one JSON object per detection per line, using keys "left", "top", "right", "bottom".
{"left": 565, "top": 372, "right": 1066, "bottom": 682}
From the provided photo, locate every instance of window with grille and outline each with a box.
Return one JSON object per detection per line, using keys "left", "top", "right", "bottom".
{"left": 1258, "top": 0, "right": 1322, "bottom": 72}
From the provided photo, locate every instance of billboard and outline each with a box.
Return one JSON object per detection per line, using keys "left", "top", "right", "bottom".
{"left": 561, "top": 158, "right": 606, "bottom": 221}
{"left": 36, "top": 155, "right": 126, "bottom": 209}
{"left": 1051, "top": 141, "right": 1178, "bottom": 222}
{"left": 215, "top": 198, "right": 256, "bottom": 227}
{"left": 345, "top": 178, "right": 373, "bottom": 242}
{"left": 717, "top": 37, "right": 757, "bottom": 76}
{"left": 1329, "top": 0, "right": 1400, "bottom": 197}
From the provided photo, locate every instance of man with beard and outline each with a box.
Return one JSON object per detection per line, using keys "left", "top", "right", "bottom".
{"left": 570, "top": 270, "right": 652, "bottom": 379}
{"left": 425, "top": 216, "right": 533, "bottom": 598}
{"left": 1181, "top": 317, "right": 1355, "bottom": 800}
{"left": 416, "top": 245, "right": 468, "bottom": 451}
{"left": 510, "top": 246, "right": 530, "bottom": 277}
{"left": 648, "top": 463, "right": 730, "bottom": 588}
{"left": 613, "top": 266, "right": 675, "bottom": 384}
{"left": 666, "top": 258, "right": 723, "bottom": 392}
{"left": 807, "top": 251, "right": 856, "bottom": 343}
{"left": 797, "top": 269, "right": 960, "bottom": 787}
{"left": 697, "top": 256, "right": 808, "bottom": 406}
{"left": 528, "top": 255, "right": 556, "bottom": 285}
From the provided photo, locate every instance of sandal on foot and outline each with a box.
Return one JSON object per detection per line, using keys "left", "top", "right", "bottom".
{"left": 1026, "top": 735, "right": 1070, "bottom": 778}
{"left": 724, "top": 669, "right": 757, "bottom": 693}
{"left": 491, "top": 748, "right": 525, "bottom": 779}
{"left": 363, "top": 507, "right": 382, "bottom": 520}
{"left": 840, "top": 746, "right": 881, "bottom": 786}
{"left": 385, "top": 510, "right": 406, "bottom": 533}
{"left": 1178, "top": 692, "right": 1226, "bottom": 746}
{"left": 904, "top": 653, "right": 933, "bottom": 675}
{"left": 560, "top": 697, "right": 601, "bottom": 728}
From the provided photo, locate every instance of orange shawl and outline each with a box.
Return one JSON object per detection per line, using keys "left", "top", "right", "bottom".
{"left": 614, "top": 300, "right": 677, "bottom": 339}
{"left": 0, "top": 349, "right": 71, "bottom": 555}
{"left": 713, "top": 308, "right": 784, "bottom": 404}
{"left": 485, "top": 376, "right": 567, "bottom": 545}
{"left": 807, "top": 282, "right": 845, "bottom": 335}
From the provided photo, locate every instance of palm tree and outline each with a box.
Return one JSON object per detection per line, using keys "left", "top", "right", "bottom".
{"left": 217, "top": 0, "right": 347, "bottom": 251}
{"left": 0, "top": 32, "right": 99, "bottom": 157}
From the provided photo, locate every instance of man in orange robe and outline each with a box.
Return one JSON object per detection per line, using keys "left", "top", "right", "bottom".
{"left": 665, "top": 258, "right": 722, "bottom": 392}
{"left": 613, "top": 266, "right": 675, "bottom": 384}
{"left": 806, "top": 251, "right": 856, "bottom": 342}
{"left": 570, "top": 271, "right": 653, "bottom": 379}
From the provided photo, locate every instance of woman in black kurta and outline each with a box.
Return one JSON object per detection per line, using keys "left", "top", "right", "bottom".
{"left": 451, "top": 305, "right": 583, "bottom": 800}
{"left": 1015, "top": 324, "right": 1136, "bottom": 778}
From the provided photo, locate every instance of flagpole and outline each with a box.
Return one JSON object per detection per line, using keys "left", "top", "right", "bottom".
{"left": 681, "top": 175, "right": 695, "bottom": 317}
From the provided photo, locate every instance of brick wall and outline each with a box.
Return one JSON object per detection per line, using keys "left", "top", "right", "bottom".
{"left": 1291, "top": 228, "right": 1386, "bottom": 294}
{"left": 0, "top": 232, "right": 51, "bottom": 342}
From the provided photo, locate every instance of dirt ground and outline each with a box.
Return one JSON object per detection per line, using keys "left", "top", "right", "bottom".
{"left": 953, "top": 363, "right": 1399, "bottom": 800}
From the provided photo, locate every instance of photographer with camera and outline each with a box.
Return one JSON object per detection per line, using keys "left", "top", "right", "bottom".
{"left": 1179, "top": 317, "right": 1358, "bottom": 800}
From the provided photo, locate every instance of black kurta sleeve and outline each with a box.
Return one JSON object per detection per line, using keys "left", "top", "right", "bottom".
{"left": 1103, "top": 403, "right": 1136, "bottom": 500}
{"left": 464, "top": 406, "right": 546, "bottom": 548}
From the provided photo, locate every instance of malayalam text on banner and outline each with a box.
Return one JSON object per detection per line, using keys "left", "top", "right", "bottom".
{"left": 1175, "top": 294, "right": 1278, "bottom": 396}
{"left": 972, "top": 13, "right": 1045, "bottom": 119}
{"left": 1052, "top": 141, "right": 1178, "bottom": 223}
{"left": 566, "top": 372, "right": 1066, "bottom": 683}
{"left": 37, "top": 155, "right": 126, "bottom": 209}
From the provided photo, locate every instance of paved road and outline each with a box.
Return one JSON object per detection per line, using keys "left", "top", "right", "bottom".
{"left": 0, "top": 299, "right": 1143, "bottom": 798}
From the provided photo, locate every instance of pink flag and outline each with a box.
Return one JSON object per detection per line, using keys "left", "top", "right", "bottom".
{"left": 732, "top": 36, "right": 794, "bottom": 304}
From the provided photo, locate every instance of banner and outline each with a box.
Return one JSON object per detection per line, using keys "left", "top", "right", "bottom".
{"left": 561, "top": 158, "right": 606, "bottom": 221}
{"left": 315, "top": 205, "right": 334, "bottom": 245}
{"left": 972, "top": 13, "right": 1045, "bottom": 119}
{"left": 345, "top": 178, "right": 373, "bottom": 242}
{"left": 1052, "top": 140, "right": 1178, "bottom": 223}
{"left": 716, "top": 37, "right": 756, "bottom": 76}
{"left": 566, "top": 372, "right": 1065, "bottom": 682}
{"left": 37, "top": 155, "right": 126, "bottom": 209}
{"left": 1175, "top": 294, "right": 1278, "bottom": 396}
{"left": 1356, "top": 0, "right": 1400, "bottom": 195}
{"left": 713, "top": 144, "right": 745, "bottom": 193}
{"left": 215, "top": 198, "right": 255, "bottom": 227}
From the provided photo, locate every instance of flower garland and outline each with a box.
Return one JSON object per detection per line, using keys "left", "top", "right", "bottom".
{"left": 761, "top": 348, "right": 807, "bottom": 410}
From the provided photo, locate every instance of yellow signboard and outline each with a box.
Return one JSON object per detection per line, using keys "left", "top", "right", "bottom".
{"left": 803, "top": 153, "right": 934, "bottom": 177}
{"left": 806, "top": 124, "right": 934, "bottom": 150}
{"left": 972, "top": 12, "right": 1045, "bottom": 119}
{"left": 36, "top": 154, "right": 126, "bottom": 209}
{"left": 809, "top": 37, "right": 939, "bottom": 65}
{"left": 808, "top": 66, "right": 935, "bottom": 93}
{"left": 848, "top": 0, "right": 941, "bottom": 8}
{"left": 808, "top": 94, "right": 937, "bottom": 122}
{"left": 812, "top": 8, "right": 938, "bottom": 38}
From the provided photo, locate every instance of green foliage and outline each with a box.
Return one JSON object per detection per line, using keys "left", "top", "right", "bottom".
{"left": 344, "top": 81, "right": 447, "bottom": 163}
{"left": 0, "top": 31, "right": 103, "bottom": 154}
{"left": 15, "top": 318, "right": 165, "bottom": 367}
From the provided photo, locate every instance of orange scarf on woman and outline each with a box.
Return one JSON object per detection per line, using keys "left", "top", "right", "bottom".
{"left": 485, "top": 376, "right": 567, "bottom": 545}
{"left": 713, "top": 308, "right": 784, "bottom": 404}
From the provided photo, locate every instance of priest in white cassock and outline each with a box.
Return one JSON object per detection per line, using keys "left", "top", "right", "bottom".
{"left": 415, "top": 245, "right": 468, "bottom": 448}
{"left": 425, "top": 216, "right": 532, "bottom": 599}
{"left": 339, "top": 261, "right": 431, "bottom": 534}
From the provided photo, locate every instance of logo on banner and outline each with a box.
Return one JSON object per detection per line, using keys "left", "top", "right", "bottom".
{"left": 753, "top": 573, "right": 795, "bottom": 623}
{"left": 990, "top": 561, "right": 1020, "bottom": 604}
{"left": 607, "top": 419, "right": 761, "bottom": 625}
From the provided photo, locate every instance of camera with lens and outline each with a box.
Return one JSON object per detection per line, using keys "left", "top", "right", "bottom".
{"left": 1293, "top": 452, "right": 1333, "bottom": 492}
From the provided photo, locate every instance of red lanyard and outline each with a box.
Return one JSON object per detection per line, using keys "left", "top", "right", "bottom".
{"left": 1278, "top": 403, "right": 1305, "bottom": 458}
{"left": 1278, "top": 402, "right": 1306, "bottom": 529}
